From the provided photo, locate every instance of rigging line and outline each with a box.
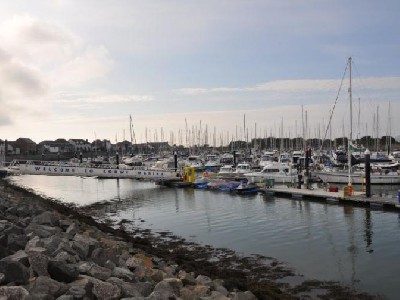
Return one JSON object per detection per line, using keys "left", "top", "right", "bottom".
{"left": 351, "top": 61, "right": 376, "bottom": 115}
{"left": 319, "top": 60, "right": 349, "bottom": 153}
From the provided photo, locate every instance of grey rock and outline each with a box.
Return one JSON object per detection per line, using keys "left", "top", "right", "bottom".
{"left": 28, "top": 276, "right": 68, "bottom": 298}
{"left": 54, "top": 251, "right": 78, "bottom": 264}
{"left": 196, "top": 275, "right": 213, "bottom": 287}
{"left": 56, "top": 295, "right": 75, "bottom": 300}
{"left": 4, "top": 223, "right": 24, "bottom": 236}
{"left": 92, "top": 281, "right": 121, "bottom": 300}
{"left": 91, "top": 247, "right": 119, "bottom": 267}
{"left": 33, "top": 211, "right": 60, "bottom": 226}
{"left": 178, "top": 270, "right": 196, "bottom": 286}
{"left": 213, "top": 279, "right": 228, "bottom": 296}
{"left": 25, "top": 223, "right": 62, "bottom": 238}
{"left": 48, "top": 260, "right": 79, "bottom": 283}
{"left": 4, "top": 250, "right": 29, "bottom": 267}
{"left": 69, "top": 276, "right": 94, "bottom": 298}
{"left": 120, "top": 282, "right": 144, "bottom": 298}
{"left": 0, "top": 245, "right": 10, "bottom": 260}
{"left": 104, "top": 259, "right": 117, "bottom": 270}
{"left": 130, "top": 282, "right": 153, "bottom": 297}
{"left": 125, "top": 256, "right": 144, "bottom": 270}
{"left": 231, "top": 291, "right": 257, "bottom": 300}
{"left": 7, "top": 233, "right": 28, "bottom": 252}
{"left": 66, "top": 286, "right": 87, "bottom": 299}
{"left": 0, "top": 286, "right": 30, "bottom": 299}
{"left": 25, "top": 236, "right": 44, "bottom": 252}
{"left": 42, "top": 235, "right": 63, "bottom": 254}
{"left": 28, "top": 250, "right": 49, "bottom": 277}
{"left": 77, "top": 261, "right": 94, "bottom": 273}
{"left": 72, "top": 234, "right": 99, "bottom": 259}
{"left": 181, "top": 285, "right": 210, "bottom": 299}
{"left": 163, "top": 278, "right": 183, "bottom": 292}
{"left": 146, "top": 291, "right": 175, "bottom": 300}
{"left": 152, "top": 281, "right": 175, "bottom": 299}
{"left": 0, "top": 259, "right": 29, "bottom": 284}
{"left": 150, "top": 269, "right": 164, "bottom": 283}
{"left": 112, "top": 266, "right": 136, "bottom": 281}
{"left": 0, "top": 234, "right": 7, "bottom": 247}
{"left": 53, "top": 241, "right": 78, "bottom": 257}
{"left": 204, "top": 291, "right": 230, "bottom": 300}
{"left": 88, "top": 264, "right": 112, "bottom": 281}
{"left": 65, "top": 222, "right": 79, "bottom": 238}
{"left": 59, "top": 219, "right": 73, "bottom": 230}
{"left": 15, "top": 205, "right": 32, "bottom": 218}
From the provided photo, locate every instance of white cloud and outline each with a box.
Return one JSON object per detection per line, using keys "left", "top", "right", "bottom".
{"left": 173, "top": 77, "right": 400, "bottom": 96}
{"left": 0, "top": 14, "right": 80, "bottom": 66}
{"left": 54, "top": 92, "right": 152, "bottom": 105}
{"left": 49, "top": 46, "right": 113, "bottom": 88}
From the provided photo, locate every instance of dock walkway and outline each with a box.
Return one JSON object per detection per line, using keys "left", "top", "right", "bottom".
{"left": 262, "top": 186, "right": 400, "bottom": 211}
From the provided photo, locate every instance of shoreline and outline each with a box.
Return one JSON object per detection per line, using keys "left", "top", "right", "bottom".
{"left": 0, "top": 179, "right": 379, "bottom": 299}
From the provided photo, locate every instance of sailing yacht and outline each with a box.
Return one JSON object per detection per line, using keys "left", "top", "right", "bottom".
{"left": 314, "top": 57, "right": 400, "bottom": 185}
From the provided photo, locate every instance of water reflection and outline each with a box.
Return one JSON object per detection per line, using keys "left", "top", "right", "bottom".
{"left": 6, "top": 175, "right": 400, "bottom": 299}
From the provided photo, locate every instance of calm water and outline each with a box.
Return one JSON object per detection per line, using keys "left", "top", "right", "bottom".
{"left": 7, "top": 175, "right": 400, "bottom": 299}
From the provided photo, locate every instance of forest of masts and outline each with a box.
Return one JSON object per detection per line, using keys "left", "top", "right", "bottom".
{"left": 129, "top": 112, "right": 396, "bottom": 153}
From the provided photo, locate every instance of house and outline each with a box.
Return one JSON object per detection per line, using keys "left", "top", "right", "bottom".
{"left": 92, "top": 139, "right": 112, "bottom": 152}
{"left": 0, "top": 140, "right": 21, "bottom": 155}
{"left": 15, "top": 138, "right": 37, "bottom": 155}
{"left": 38, "top": 139, "right": 75, "bottom": 154}
{"left": 68, "top": 139, "right": 92, "bottom": 152}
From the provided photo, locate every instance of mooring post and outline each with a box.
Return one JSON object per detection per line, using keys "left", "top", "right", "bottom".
{"left": 174, "top": 151, "right": 178, "bottom": 172}
{"left": 365, "top": 149, "right": 371, "bottom": 198}
{"left": 116, "top": 152, "right": 119, "bottom": 168}
{"left": 4, "top": 139, "right": 7, "bottom": 159}
{"left": 233, "top": 150, "right": 237, "bottom": 167}
{"left": 79, "top": 152, "right": 83, "bottom": 164}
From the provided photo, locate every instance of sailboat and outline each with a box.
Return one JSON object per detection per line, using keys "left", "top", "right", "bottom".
{"left": 314, "top": 58, "right": 400, "bottom": 185}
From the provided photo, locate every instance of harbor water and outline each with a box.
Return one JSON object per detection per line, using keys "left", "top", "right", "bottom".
{"left": 7, "top": 175, "right": 400, "bottom": 299}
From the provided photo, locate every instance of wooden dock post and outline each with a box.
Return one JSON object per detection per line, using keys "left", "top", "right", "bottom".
{"left": 365, "top": 149, "right": 371, "bottom": 198}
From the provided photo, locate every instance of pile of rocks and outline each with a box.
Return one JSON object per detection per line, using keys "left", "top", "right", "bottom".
{"left": 0, "top": 187, "right": 257, "bottom": 299}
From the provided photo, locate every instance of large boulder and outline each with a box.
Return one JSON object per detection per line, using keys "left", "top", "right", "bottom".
{"left": 48, "top": 260, "right": 79, "bottom": 283}
{"left": 25, "top": 236, "right": 44, "bottom": 252}
{"left": 28, "top": 276, "right": 68, "bottom": 298}
{"left": 0, "top": 260, "right": 29, "bottom": 284}
{"left": 88, "top": 264, "right": 112, "bottom": 281}
{"left": 92, "top": 281, "right": 121, "bottom": 300}
{"left": 3, "top": 250, "right": 29, "bottom": 267}
{"left": 111, "top": 267, "right": 136, "bottom": 282}
{"left": 28, "top": 250, "right": 49, "bottom": 277}
{"left": 91, "top": 247, "right": 119, "bottom": 267}
{"left": 32, "top": 211, "right": 60, "bottom": 227}
{"left": 0, "top": 286, "right": 30, "bottom": 299}
{"left": 25, "top": 223, "right": 61, "bottom": 239}
{"left": 7, "top": 233, "right": 28, "bottom": 252}
{"left": 72, "top": 234, "right": 100, "bottom": 259}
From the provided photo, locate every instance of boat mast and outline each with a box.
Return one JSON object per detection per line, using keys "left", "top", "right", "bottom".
{"left": 348, "top": 56, "right": 353, "bottom": 187}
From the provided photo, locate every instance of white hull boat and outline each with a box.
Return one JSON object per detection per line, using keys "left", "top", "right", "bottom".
{"left": 314, "top": 170, "right": 400, "bottom": 185}
{"left": 9, "top": 161, "right": 180, "bottom": 181}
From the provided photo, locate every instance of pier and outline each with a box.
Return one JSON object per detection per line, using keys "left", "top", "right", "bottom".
{"left": 261, "top": 186, "right": 400, "bottom": 211}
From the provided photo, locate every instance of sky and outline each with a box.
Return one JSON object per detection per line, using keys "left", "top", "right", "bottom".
{"left": 0, "top": 0, "right": 400, "bottom": 145}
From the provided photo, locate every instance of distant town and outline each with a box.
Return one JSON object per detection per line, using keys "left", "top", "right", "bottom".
{"left": 1, "top": 135, "right": 399, "bottom": 162}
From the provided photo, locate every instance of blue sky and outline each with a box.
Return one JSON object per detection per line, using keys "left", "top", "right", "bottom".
{"left": 0, "top": 0, "right": 399, "bottom": 144}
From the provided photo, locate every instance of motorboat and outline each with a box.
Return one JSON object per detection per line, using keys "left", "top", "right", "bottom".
{"left": 244, "top": 163, "right": 296, "bottom": 184}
